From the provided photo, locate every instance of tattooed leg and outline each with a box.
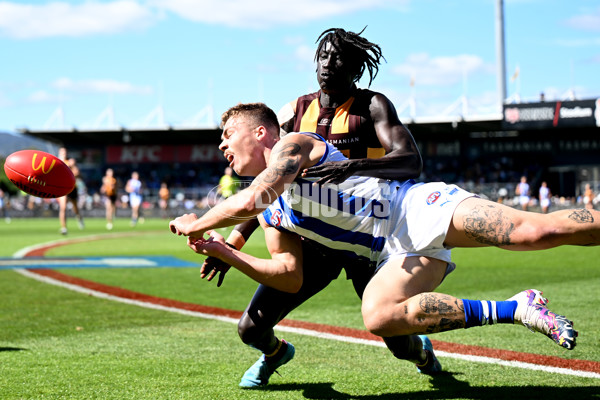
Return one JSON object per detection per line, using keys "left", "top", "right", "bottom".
{"left": 462, "top": 204, "right": 515, "bottom": 246}
{"left": 363, "top": 290, "right": 466, "bottom": 337}
{"left": 447, "top": 197, "right": 600, "bottom": 249}
{"left": 416, "top": 293, "right": 466, "bottom": 334}
{"left": 568, "top": 209, "right": 595, "bottom": 223}
{"left": 361, "top": 256, "right": 453, "bottom": 337}
{"left": 560, "top": 208, "right": 599, "bottom": 246}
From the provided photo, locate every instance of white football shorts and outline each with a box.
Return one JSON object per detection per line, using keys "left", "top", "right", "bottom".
{"left": 377, "top": 182, "right": 475, "bottom": 268}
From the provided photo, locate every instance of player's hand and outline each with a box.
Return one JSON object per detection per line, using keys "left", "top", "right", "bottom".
{"left": 200, "top": 256, "right": 231, "bottom": 287}
{"left": 169, "top": 213, "right": 202, "bottom": 238}
{"left": 301, "top": 160, "right": 356, "bottom": 185}
{"left": 187, "top": 230, "right": 227, "bottom": 258}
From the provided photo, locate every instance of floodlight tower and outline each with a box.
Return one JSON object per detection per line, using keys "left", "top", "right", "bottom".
{"left": 496, "top": 0, "right": 507, "bottom": 110}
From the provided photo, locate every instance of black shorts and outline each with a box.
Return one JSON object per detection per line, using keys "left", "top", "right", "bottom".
{"left": 67, "top": 188, "right": 78, "bottom": 201}
{"left": 300, "top": 237, "right": 375, "bottom": 299}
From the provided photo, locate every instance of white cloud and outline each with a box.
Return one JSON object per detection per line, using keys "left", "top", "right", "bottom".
{"left": 51, "top": 78, "right": 153, "bottom": 95}
{"left": 150, "top": 0, "right": 406, "bottom": 29}
{"left": 392, "top": 53, "right": 490, "bottom": 86}
{"left": 0, "top": 1, "right": 156, "bottom": 39}
{"left": 0, "top": 0, "right": 409, "bottom": 38}
{"left": 27, "top": 90, "right": 66, "bottom": 104}
{"left": 565, "top": 7, "right": 600, "bottom": 32}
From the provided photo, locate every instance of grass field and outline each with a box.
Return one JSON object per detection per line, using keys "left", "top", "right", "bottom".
{"left": 1, "top": 217, "right": 599, "bottom": 399}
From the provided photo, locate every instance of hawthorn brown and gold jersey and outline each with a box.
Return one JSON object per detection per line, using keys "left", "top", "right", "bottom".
{"left": 289, "top": 89, "right": 385, "bottom": 159}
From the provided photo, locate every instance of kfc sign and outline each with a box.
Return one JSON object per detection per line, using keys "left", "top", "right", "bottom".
{"left": 107, "top": 145, "right": 175, "bottom": 163}
{"left": 178, "top": 145, "right": 223, "bottom": 162}
{"left": 106, "top": 145, "right": 223, "bottom": 163}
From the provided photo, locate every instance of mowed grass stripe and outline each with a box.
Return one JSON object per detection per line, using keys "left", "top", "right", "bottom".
{"left": 14, "top": 234, "right": 600, "bottom": 379}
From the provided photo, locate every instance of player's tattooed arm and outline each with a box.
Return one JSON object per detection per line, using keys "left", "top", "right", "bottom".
{"left": 568, "top": 209, "right": 594, "bottom": 223}
{"left": 253, "top": 143, "right": 301, "bottom": 186}
{"left": 249, "top": 142, "right": 302, "bottom": 207}
{"left": 417, "top": 293, "right": 465, "bottom": 333}
{"left": 462, "top": 205, "right": 515, "bottom": 246}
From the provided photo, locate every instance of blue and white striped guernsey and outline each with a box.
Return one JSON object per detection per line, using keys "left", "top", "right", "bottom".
{"left": 262, "top": 132, "right": 414, "bottom": 263}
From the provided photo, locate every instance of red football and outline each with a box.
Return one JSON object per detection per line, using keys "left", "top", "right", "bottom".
{"left": 3, "top": 150, "right": 75, "bottom": 198}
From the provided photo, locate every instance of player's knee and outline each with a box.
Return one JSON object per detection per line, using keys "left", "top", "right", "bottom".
{"left": 237, "top": 312, "right": 263, "bottom": 346}
{"left": 361, "top": 300, "right": 381, "bottom": 334}
{"left": 361, "top": 300, "right": 407, "bottom": 337}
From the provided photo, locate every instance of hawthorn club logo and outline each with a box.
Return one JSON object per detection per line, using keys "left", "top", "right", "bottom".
{"left": 31, "top": 153, "right": 56, "bottom": 174}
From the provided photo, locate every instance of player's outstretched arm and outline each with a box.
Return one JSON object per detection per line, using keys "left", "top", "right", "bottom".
{"left": 169, "top": 134, "right": 322, "bottom": 239}
{"left": 188, "top": 225, "right": 303, "bottom": 293}
{"left": 303, "top": 93, "right": 422, "bottom": 184}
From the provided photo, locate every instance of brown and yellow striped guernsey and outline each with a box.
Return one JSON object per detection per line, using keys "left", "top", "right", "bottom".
{"left": 291, "top": 89, "right": 385, "bottom": 159}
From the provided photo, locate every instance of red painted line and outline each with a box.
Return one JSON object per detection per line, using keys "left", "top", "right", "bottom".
{"left": 28, "top": 268, "right": 244, "bottom": 321}
{"left": 20, "top": 236, "right": 600, "bottom": 375}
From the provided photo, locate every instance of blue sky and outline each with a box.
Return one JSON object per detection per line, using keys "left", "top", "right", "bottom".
{"left": 1, "top": 0, "right": 599, "bottom": 132}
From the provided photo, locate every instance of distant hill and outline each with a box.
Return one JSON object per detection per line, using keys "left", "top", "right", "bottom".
{"left": 0, "top": 132, "right": 59, "bottom": 158}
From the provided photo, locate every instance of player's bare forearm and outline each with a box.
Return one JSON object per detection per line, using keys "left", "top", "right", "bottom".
{"left": 223, "top": 249, "right": 302, "bottom": 293}
{"left": 170, "top": 184, "right": 271, "bottom": 239}
{"left": 189, "top": 234, "right": 302, "bottom": 293}
{"left": 172, "top": 135, "right": 316, "bottom": 239}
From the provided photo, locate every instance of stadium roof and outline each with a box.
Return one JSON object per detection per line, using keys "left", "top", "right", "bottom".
{"left": 17, "top": 126, "right": 222, "bottom": 146}
{"left": 18, "top": 115, "right": 504, "bottom": 147}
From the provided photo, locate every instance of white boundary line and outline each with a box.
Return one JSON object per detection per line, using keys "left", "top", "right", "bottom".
{"left": 12, "top": 243, "right": 600, "bottom": 380}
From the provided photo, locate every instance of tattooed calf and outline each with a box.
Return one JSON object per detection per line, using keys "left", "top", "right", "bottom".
{"left": 419, "top": 294, "right": 465, "bottom": 333}
{"left": 425, "top": 318, "right": 466, "bottom": 334}
{"left": 419, "top": 293, "right": 463, "bottom": 315}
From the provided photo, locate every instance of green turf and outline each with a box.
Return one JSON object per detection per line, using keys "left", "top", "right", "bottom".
{"left": 1, "top": 217, "right": 599, "bottom": 399}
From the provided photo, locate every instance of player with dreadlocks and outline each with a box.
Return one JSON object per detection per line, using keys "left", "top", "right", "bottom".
{"left": 314, "top": 27, "right": 384, "bottom": 87}
{"left": 200, "top": 28, "right": 428, "bottom": 387}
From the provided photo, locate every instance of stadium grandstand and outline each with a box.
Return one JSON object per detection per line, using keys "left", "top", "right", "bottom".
{"left": 11, "top": 97, "right": 599, "bottom": 216}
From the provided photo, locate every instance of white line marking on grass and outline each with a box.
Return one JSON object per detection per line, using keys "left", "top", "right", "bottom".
{"left": 13, "top": 239, "right": 600, "bottom": 381}
{"left": 16, "top": 268, "right": 241, "bottom": 325}
{"left": 15, "top": 268, "right": 600, "bottom": 380}
{"left": 433, "top": 351, "right": 600, "bottom": 380}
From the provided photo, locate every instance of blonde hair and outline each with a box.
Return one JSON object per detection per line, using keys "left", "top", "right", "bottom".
{"left": 221, "top": 103, "right": 279, "bottom": 139}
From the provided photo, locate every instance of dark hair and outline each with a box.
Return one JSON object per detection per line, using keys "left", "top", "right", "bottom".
{"left": 314, "top": 27, "right": 385, "bottom": 87}
{"left": 221, "top": 102, "right": 279, "bottom": 135}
